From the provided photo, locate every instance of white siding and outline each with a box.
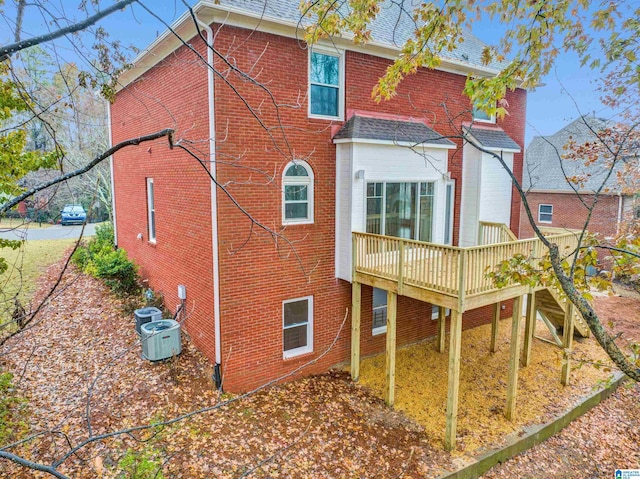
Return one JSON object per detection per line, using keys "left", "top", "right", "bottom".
{"left": 478, "top": 152, "right": 513, "bottom": 226}
{"left": 460, "top": 144, "right": 514, "bottom": 246}
{"left": 335, "top": 143, "right": 353, "bottom": 281}
{"left": 460, "top": 143, "right": 481, "bottom": 246}
{"left": 335, "top": 141, "right": 450, "bottom": 281}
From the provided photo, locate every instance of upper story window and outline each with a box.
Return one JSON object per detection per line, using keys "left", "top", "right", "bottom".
{"left": 309, "top": 50, "right": 344, "bottom": 119}
{"left": 538, "top": 204, "right": 553, "bottom": 223}
{"left": 282, "top": 160, "right": 314, "bottom": 225}
{"left": 472, "top": 101, "right": 496, "bottom": 124}
{"left": 146, "top": 178, "right": 156, "bottom": 242}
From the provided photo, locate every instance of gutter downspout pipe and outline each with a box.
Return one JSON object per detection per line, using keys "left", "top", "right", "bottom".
{"left": 196, "top": 14, "right": 223, "bottom": 390}
{"left": 616, "top": 192, "right": 623, "bottom": 237}
{"left": 107, "top": 102, "right": 118, "bottom": 247}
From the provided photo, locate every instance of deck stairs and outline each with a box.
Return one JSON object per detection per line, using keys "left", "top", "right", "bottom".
{"left": 535, "top": 287, "right": 590, "bottom": 339}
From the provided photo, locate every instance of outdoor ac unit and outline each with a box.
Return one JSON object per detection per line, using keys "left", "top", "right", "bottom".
{"left": 134, "top": 307, "right": 162, "bottom": 334}
{"left": 141, "top": 319, "right": 182, "bottom": 361}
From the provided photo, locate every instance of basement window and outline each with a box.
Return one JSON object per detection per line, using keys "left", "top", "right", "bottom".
{"left": 283, "top": 296, "right": 313, "bottom": 358}
{"left": 372, "top": 288, "right": 388, "bottom": 335}
{"left": 538, "top": 204, "right": 553, "bottom": 224}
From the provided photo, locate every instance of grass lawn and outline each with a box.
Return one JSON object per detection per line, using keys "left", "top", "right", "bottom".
{"left": 0, "top": 239, "right": 76, "bottom": 321}
{"left": 0, "top": 217, "right": 52, "bottom": 229}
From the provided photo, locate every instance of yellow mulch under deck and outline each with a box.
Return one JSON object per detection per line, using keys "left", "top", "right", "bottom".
{"left": 355, "top": 317, "right": 612, "bottom": 455}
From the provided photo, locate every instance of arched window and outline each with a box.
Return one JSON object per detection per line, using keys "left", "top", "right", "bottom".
{"left": 282, "top": 160, "right": 314, "bottom": 224}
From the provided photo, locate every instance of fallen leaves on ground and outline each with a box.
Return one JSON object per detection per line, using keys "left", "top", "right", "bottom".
{"left": 0, "top": 262, "right": 638, "bottom": 478}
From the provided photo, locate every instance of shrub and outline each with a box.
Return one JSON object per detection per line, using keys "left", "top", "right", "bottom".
{"left": 0, "top": 372, "right": 28, "bottom": 445}
{"left": 117, "top": 447, "right": 165, "bottom": 479}
{"left": 72, "top": 222, "right": 141, "bottom": 296}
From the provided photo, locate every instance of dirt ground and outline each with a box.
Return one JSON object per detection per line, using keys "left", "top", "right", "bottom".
{"left": 0, "top": 262, "right": 638, "bottom": 478}
{"left": 483, "top": 292, "right": 640, "bottom": 478}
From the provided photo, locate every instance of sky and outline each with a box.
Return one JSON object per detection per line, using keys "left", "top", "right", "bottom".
{"left": 1, "top": 0, "right": 617, "bottom": 145}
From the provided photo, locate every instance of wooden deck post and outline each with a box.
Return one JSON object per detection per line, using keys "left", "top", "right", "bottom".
{"left": 523, "top": 292, "right": 536, "bottom": 367}
{"left": 351, "top": 281, "right": 361, "bottom": 382}
{"left": 561, "top": 301, "right": 575, "bottom": 386}
{"left": 437, "top": 306, "right": 446, "bottom": 353}
{"left": 385, "top": 291, "right": 397, "bottom": 406}
{"left": 444, "top": 309, "right": 462, "bottom": 451}
{"left": 505, "top": 295, "right": 523, "bottom": 421}
{"left": 490, "top": 302, "right": 500, "bottom": 353}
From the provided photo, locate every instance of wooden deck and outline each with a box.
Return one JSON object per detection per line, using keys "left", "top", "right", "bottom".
{"left": 352, "top": 228, "right": 579, "bottom": 313}
{"left": 350, "top": 224, "right": 583, "bottom": 451}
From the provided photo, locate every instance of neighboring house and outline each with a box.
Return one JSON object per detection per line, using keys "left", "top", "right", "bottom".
{"left": 110, "top": 0, "right": 527, "bottom": 401}
{"left": 521, "top": 116, "right": 637, "bottom": 241}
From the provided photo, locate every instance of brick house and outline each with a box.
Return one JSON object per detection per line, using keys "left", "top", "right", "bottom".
{"left": 520, "top": 116, "right": 637, "bottom": 242}
{"left": 110, "top": 0, "right": 528, "bottom": 409}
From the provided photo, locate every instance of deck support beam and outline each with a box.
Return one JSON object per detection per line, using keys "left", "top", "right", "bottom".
{"left": 351, "top": 282, "right": 361, "bottom": 382}
{"left": 437, "top": 306, "right": 446, "bottom": 353}
{"left": 490, "top": 302, "right": 500, "bottom": 353}
{"left": 523, "top": 292, "right": 536, "bottom": 366}
{"left": 505, "top": 295, "right": 523, "bottom": 421}
{"left": 561, "top": 301, "right": 575, "bottom": 385}
{"left": 444, "top": 309, "right": 462, "bottom": 451}
{"left": 385, "top": 291, "right": 397, "bottom": 406}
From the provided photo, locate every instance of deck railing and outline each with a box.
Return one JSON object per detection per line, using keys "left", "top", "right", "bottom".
{"left": 353, "top": 228, "right": 579, "bottom": 303}
{"left": 478, "top": 221, "right": 518, "bottom": 245}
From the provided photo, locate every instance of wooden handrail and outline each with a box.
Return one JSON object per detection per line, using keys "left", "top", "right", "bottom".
{"left": 478, "top": 221, "right": 518, "bottom": 245}
{"left": 352, "top": 230, "right": 579, "bottom": 304}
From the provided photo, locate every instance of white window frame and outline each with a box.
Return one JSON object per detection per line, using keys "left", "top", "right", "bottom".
{"left": 146, "top": 178, "right": 156, "bottom": 243}
{"left": 538, "top": 204, "right": 553, "bottom": 224}
{"left": 308, "top": 47, "right": 345, "bottom": 121}
{"left": 282, "top": 296, "right": 314, "bottom": 359}
{"left": 365, "top": 181, "right": 437, "bottom": 241}
{"left": 432, "top": 305, "right": 451, "bottom": 320}
{"left": 444, "top": 180, "right": 455, "bottom": 245}
{"left": 472, "top": 101, "right": 496, "bottom": 124}
{"left": 282, "top": 160, "right": 314, "bottom": 225}
{"left": 372, "top": 287, "right": 388, "bottom": 336}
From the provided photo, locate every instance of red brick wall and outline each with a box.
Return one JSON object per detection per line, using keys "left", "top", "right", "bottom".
{"left": 520, "top": 192, "right": 620, "bottom": 239}
{"left": 113, "top": 21, "right": 527, "bottom": 392}
{"left": 110, "top": 37, "right": 218, "bottom": 361}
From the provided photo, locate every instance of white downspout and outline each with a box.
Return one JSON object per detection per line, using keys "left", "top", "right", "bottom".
{"left": 616, "top": 192, "right": 623, "bottom": 236}
{"left": 107, "top": 102, "right": 118, "bottom": 246}
{"left": 196, "top": 15, "right": 223, "bottom": 385}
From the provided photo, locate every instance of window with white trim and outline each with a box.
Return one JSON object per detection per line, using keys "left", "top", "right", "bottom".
{"left": 283, "top": 161, "right": 314, "bottom": 224}
{"left": 444, "top": 180, "right": 455, "bottom": 245}
{"left": 372, "top": 288, "right": 387, "bottom": 335}
{"left": 538, "top": 204, "right": 553, "bottom": 223}
{"left": 472, "top": 101, "right": 496, "bottom": 123}
{"left": 309, "top": 50, "right": 343, "bottom": 119}
{"left": 146, "top": 178, "right": 156, "bottom": 242}
{"left": 283, "top": 296, "right": 313, "bottom": 358}
{"left": 366, "top": 181, "right": 435, "bottom": 241}
{"left": 432, "top": 305, "right": 451, "bottom": 320}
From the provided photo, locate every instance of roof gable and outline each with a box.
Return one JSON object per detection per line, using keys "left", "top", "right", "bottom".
{"left": 524, "top": 116, "right": 625, "bottom": 193}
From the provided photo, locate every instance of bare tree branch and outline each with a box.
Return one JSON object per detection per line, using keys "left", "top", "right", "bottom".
{"left": 0, "top": 0, "right": 138, "bottom": 61}
{"left": 0, "top": 128, "right": 174, "bottom": 214}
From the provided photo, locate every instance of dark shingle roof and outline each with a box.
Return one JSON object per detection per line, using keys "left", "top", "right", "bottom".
{"left": 333, "top": 115, "right": 455, "bottom": 146}
{"left": 465, "top": 126, "right": 521, "bottom": 151}
{"left": 523, "top": 116, "right": 624, "bottom": 192}
{"left": 214, "top": 0, "right": 508, "bottom": 72}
